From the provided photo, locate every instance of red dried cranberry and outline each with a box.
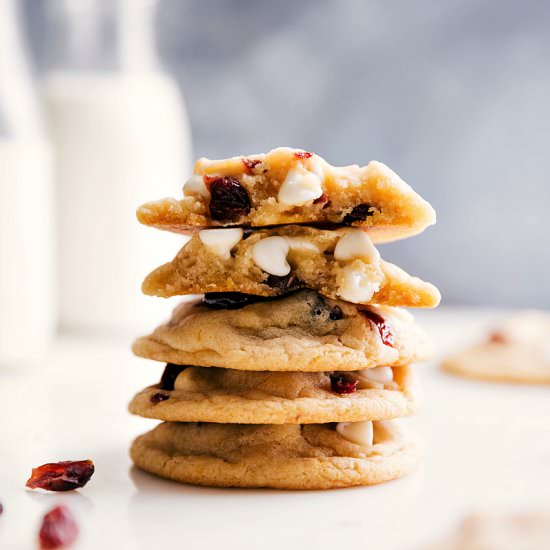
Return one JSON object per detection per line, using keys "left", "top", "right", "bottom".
{"left": 489, "top": 331, "right": 507, "bottom": 344}
{"left": 242, "top": 158, "right": 261, "bottom": 171}
{"left": 150, "top": 392, "right": 169, "bottom": 404}
{"left": 39, "top": 505, "right": 78, "bottom": 549}
{"left": 0, "top": 502, "right": 3, "bottom": 514}
{"left": 203, "top": 292, "right": 264, "bottom": 309}
{"left": 359, "top": 308, "right": 395, "bottom": 347}
{"left": 294, "top": 151, "right": 313, "bottom": 159}
{"left": 313, "top": 193, "right": 331, "bottom": 209}
{"left": 330, "top": 374, "right": 358, "bottom": 394}
{"left": 26, "top": 460, "right": 95, "bottom": 492}
{"left": 329, "top": 305, "right": 344, "bottom": 320}
{"left": 343, "top": 203, "right": 375, "bottom": 225}
{"left": 206, "top": 177, "right": 251, "bottom": 222}
{"left": 160, "top": 364, "right": 187, "bottom": 391}
{"left": 266, "top": 273, "right": 302, "bottom": 291}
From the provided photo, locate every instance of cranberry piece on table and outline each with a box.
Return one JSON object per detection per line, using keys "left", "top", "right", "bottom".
{"left": 26, "top": 460, "right": 95, "bottom": 492}
{"left": 358, "top": 308, "right": 395, "bottom": 347}
{"left": 39, "top": 505, "right": 78, "bottom": 549}
{"left": 206, "top": 176, "right": 251, "bottom": 222}
{"left": 330, "top": 374, "right": 358, "bottom": 394}
{"left": 343, "top": 203, "right": 375, "bottom": 225}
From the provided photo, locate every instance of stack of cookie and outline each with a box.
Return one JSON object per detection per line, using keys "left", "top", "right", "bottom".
{"left": 129, "top": 147, "right": 439, "bottom": 489}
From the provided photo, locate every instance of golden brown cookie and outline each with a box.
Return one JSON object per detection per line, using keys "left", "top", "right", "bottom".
{"left": 442, "top": 310, "right": 550, "bottom": 384}
{"left": 130, "top": 420, "right": 418, "bottom": 489}
{"left": 142, "top": 225, "right": 440, "bottom": 308}
{"left": 128, "top": 365, "right": 418, "bottom": 424}
{"left": 133, "top": 291, "right": 434, "bottom": 371}
{"left": 137, "top": 147, "right": 435, "bottom": 243}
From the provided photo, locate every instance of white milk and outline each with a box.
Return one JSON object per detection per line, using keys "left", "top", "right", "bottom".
{"left": 46, "top": 72, "right": 191, "bottom": 333}
{"left": 0, "top": 140, "right": 56, "bottom": 362}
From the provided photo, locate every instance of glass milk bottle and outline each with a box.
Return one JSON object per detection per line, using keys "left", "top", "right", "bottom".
{"left": 45, "top": 0, "right": 191, "bottom": 333}
{"left": 0, "top": 0, "right": 56, "bottom": 363}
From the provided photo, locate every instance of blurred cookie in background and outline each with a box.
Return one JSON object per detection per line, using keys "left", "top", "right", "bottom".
{"left": 421, "top": 512, "right": 550, "bottom": 550}
{"left": 441, "top": 310, "right": 550, "bottom": 384}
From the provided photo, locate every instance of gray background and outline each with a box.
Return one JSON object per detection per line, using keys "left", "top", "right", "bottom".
{"left": 25, "top": 0, "right": 550, "bottom": 307}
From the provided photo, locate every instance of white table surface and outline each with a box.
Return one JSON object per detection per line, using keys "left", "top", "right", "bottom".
{"left": 1, "top": 308, "right": 549, "bottom": 550}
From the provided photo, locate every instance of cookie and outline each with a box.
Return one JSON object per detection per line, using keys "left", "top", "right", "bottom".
{"left": 128, "top": 365, "right": 418, "bottom": 424}
{"left": 442, "top": 310, "right": 550, "bottom": 384}
{"left": 142, "top": 225, "right": 440, "bottom": 308}
{"left": 132, "top": 290, "right": 434, "bottom": 371}
{"left": 422, "top": 512, "right": 550, "bottom": 550}
{"left": 137, "top": 147, "right": 435, "bottom": 243}
{"left": 130, "top": 420, "right": 418, "bottom": 489}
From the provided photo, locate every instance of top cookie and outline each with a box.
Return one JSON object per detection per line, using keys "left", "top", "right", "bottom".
{"left": 137, "top": 147, "right": 435, "bottom": 243}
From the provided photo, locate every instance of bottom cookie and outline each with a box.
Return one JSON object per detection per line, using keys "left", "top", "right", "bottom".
{"left": 130, "top": 420, "right": 418, "bottom": 490}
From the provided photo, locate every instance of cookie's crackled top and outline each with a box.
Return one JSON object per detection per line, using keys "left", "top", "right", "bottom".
{"left": 137, "top": 147, "right": 435, "bottom": 243}
{"left": 132, "top": 290, "right": 434, "bottom": 371}
{"left": 129, "top": 365, "right": 418, "bottom": 424}
{"left": 130, "top": 419, "right": 418, "bottom": 489}
{"left": 442, "top": 310, "right": 550, "bottom": 384}
{"left": 141, "top": 225, "right": 441, "bottom": 308}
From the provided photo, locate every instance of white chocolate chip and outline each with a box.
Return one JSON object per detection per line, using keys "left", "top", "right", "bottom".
{"left": 199, "top": 228, "right": 243, "bottom": 260}
{"left": 285, "top": 237, "right": 320, "bottom": 253}
{"left": 336, "top": 265, "right": 380, "bottom": 303}
{"left": 336, "top": 421, "right": 374, "bottom": 446}
{"left": 356, "top": 366, "right": 393, "bottom": 385}
{"left": 334, "top": 230, "right": 380, "bottom": 263}
{"left": 252, "top": 236, "right": 290, "bottom": 276}
{"left": 183, "top": 173, "right": 210, "bottom": 198}
{"left": 277, "top": 166, "right": 324, "bottom": 205}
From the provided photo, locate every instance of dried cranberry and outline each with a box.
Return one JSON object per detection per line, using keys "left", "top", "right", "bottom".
{"left": 150, "top": 392, "right": 169, "bottom": 404}
{"left": 206, "top": 177, "right": 251, "bottom": 222}
{"left": 242, "top": 158, "right": 261, "bottom": 171}
{"left": 0, "top": 502, "right": 3, "bottom": 514}
{"left": 266, "top": 273, "right": 302, "bottom": 291}
{"left": 313, "top": 193, "right": 331, "bottom": 209}
{"left": 26, "top": 460, "right": 95, "bottom": 492}
{"left": 203, "top": 292, "right": 264, "bottom": 309}
{"left": 39, "top": 505, "right": 78, "bottom": 549}
{"left": 343, "top": 203, "right": 375, "bottom": 225}
{"left": 330, "top": 374, "right": 358, "bottom": 394}
{"left": 329, "top": 305, "right": 344, "bottom": 320}
{"left": 489, "top": 331, "right": 507, "bottom": 344}
{"left": 294, "top": 151, "right": 313, "bottom": 159}
{"left": 359, "top": 308, "right": 395, "bottom": 347}
{"left": 160, "top": 364, "right": 187, "bottom": 391}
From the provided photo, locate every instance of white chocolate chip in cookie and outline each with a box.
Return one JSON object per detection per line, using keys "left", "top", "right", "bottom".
{"left": 199, "top": 228, "right": 243, "bottom": 260}
{"left": 356, "top": 366, "right": 394, "bottom": 385}
{"left": 334, "top": 230, "right": 380, "bottom": 264}
{"left": 285, "top": 237, "right": 320, "bottom": 253}
{"left": 252, "top": 236, "right": 291, "bottom": 276}
{"left": 336, "top": 420, "right": 374, "bottom": 446}
{"left": 277, "top": 166, "right": 324, "bottom": 205}
{"left": 183, "top": 173, "right": 210, "bottom": 198}
{"left": 336, "top": 265, "right": 380, "bottom": 303}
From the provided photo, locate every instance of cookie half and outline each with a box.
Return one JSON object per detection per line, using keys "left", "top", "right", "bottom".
{"left": 137, "top": 147, "right": 435, "bottom": 243}
{"left": 142, "top": 225, "right": 440, "bottom": 308}
{"left": 129, "top": 365, "right": 418, "bottom": 424}
{"left": 130, "top": 420, "right": 418, "bottom": 489}
{"left": 133, "top": 290, "right": 434, "bottom": 371}
{"left": 442, "top": 310, "right": 550, "bottom": 384}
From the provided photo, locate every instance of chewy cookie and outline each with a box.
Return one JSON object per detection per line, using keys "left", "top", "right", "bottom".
{"left": 130, "top": 420, "right": 418, "bottom": 489}
{"left": 442, "top": 310, "right": 550, "bottom": 384}
{"left": 137, "top": 147, "right": 435, "bottom": 242}
{"left": 142, "top": 225, "right": 440, "bottom": 307}
{"left": 129, "top": 365, "right": 418, "bottom": 424}
{"left": 132, "top": 290, "right": 434, "bottom": 371}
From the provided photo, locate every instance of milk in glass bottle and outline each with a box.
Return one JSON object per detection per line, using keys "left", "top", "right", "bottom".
{"left": 45, "top": 0, "right": 191, "bottom": 333}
